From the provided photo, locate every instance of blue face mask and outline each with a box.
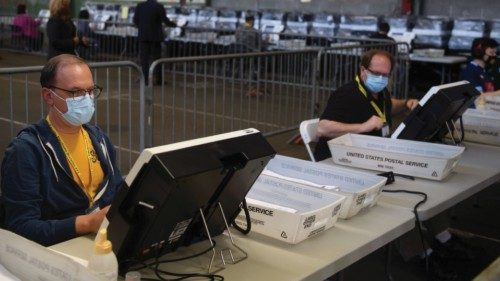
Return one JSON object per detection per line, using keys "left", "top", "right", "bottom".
{"left": 51, "top": 90, "right": 95, "bottom": 126}
{"left": 364, "top": 73, "right": 389, "bottom": 93}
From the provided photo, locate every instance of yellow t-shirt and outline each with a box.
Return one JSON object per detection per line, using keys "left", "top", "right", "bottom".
{"left": 50, "top": 121, "right": 104, "bottom": 203}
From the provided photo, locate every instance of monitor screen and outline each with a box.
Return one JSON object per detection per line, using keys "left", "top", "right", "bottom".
{"left": 106, "top": 129, "right": 276, "bottom": 272}
{"left": 391, "top": 81, "right": 480, "bottom": 142}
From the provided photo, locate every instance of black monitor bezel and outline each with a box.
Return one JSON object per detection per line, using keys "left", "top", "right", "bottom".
{"left": 392, "top": 81, "right": 480, "bottom": 142}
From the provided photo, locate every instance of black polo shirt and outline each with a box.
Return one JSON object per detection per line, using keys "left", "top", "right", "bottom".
{"left": 313, "top": 79, "right": 392, "bottom": 161}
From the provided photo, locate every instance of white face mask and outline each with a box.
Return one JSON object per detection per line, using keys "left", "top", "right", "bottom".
{"left": 50, "top": 89, "right": 95, "bottom": 126}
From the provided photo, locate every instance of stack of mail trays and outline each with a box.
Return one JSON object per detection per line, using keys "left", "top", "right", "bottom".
{"left": 457, "top": 109, "right": 500, "bottom": 146}
{"left": 237, "top": 155, "right": 387, "bottom": 244}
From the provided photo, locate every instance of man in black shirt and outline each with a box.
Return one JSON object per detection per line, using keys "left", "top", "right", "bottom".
{"left": 314, "top": 49, "right": 418, "bottom": 161}
{"left": 369, "top": 21, "right": 395, "bottom": 41}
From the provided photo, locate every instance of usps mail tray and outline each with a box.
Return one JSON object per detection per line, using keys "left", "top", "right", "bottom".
{"left": 484, "top": 96, "right": 500, "bottom": 112}
{"left": 236, "top": 174, "right": 345, "bottom": 244}
{"left": 264, "top": 155, "right": 387, "bottom": 219}
{"left": 327, "top": 134, "right": 465, "bottom": 180}
{"left": 458, "top": 109, "right": 500, "bottom": 146}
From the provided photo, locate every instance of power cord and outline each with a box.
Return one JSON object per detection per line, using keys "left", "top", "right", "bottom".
{"left": 232, "top": 199, "right": 251, "bottom": 235}
{"left": 151, "top": 243, "right": 224, "bottom": 281}
{"left": 459, "top": 116, "right": 465, "bottom": 142}
{"left": 122, "top": 240, "right": 224, "bottom": 280}
{"left": 382, "top": 189, "right": 429, "bottom": 278}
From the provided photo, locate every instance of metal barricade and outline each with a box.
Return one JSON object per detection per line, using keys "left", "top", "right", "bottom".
{"left": 147, "top": 50, "right": 319, "bottom": 147}
{"left": 81, "top": 20, "right": 138, "bottom": 62}
{"left": 0, "top": 61, "right": 144, "bottom": 174}
{"left": 147, "top": 40, "right": 409, "bottom": 147}
{"left": 0, "top": 41, "right": 409, "bottom": 172}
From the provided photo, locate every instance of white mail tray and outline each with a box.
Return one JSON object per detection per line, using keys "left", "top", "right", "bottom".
{"left": 458, "top": 109, "right": 500, "bottom": 146}
{"left": 236, "top": 174, "right": 345, "bottom": 244}
{"left": 263, "top": 155, "right": 387, "bottom": 219}
{"left": 327, "top": 134, "right": 464, "bottom": 180}
{"left": 484, "top": 96, "right": 500, "bottom": 112}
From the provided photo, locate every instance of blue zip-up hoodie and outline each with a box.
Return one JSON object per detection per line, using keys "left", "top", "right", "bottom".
{"left": 1, "top": 119, "right": 123, "bottom": 246}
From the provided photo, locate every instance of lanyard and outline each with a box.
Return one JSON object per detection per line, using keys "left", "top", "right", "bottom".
{"left": 355, "top": 75, "right": 387, "bottom": 123}
{"left": 47, "top": 117, "right": 94, "bottom": 205}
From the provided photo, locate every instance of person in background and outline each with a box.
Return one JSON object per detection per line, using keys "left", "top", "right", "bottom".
{"left": 369, "top": 21, "right": 395, "bottom": 41}
{"left": 133, "top": 0, "right": 177, "bottom": 86}
{"left": 460, "top": 37, "right": 500, "bottom": 107}
{"left": 317, "top": 49, "right": 479, "bottom": 280}
{"left": 77, "top": 9, "right": 92, "bottom": 40}
{"left": 12, "top": 3, "right": 42, "bottom": 51}
{"left": 235, "top": 14, "right": 266, "bottom": 97}
{"left": 314, "top": 49, "right": 418, "bottom": 161}
{"left": 235, "top": 14, "right": 262, "bottom": 52}
{"left": 487, "top": 54, "right": 500, "bottom": 91}
{"left": 0, "top": 54, "right": 123, "bottom": 246}
{"left": 76, "top": 9, "right": 95, "bottom": 60}
{"left": 46, "top": 0, "right": 89, "bottom": 60}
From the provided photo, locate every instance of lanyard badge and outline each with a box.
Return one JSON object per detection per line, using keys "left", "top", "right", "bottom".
{"left": 356, "top": 76, "right": 389, "bottom": 137}
{"left": 355, "top": 76, "right": 387, "bottom": 123}
{"left": 381, "top": 123, "right": 390, "bottom": 137}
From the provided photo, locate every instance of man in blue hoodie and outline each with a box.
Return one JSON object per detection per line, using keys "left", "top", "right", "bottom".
{"left": 1, "top": 54, "right": 123, "bottom": 246}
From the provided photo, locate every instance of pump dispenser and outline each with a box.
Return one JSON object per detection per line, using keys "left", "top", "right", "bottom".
{"left": 88, "top": 229, "right": 119, "bottom": 281}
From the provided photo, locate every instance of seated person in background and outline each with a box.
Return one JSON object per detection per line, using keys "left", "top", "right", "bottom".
{"left": 488, "top": 55, "right": 500, "bottom": 90}
{"left": 314, "top": 49, "right": 418, "bottom": 161}
{"left": 369, "top": 21, "right": 395, "bottom": 41}
{"left": 315, "top": 52, "right": 477, "bottom": 281}
{"left": 1, "top": 54, "right": 123, "bottom": 246}
{"left": 460, "top": 37, "right": 500, "bottom": 107}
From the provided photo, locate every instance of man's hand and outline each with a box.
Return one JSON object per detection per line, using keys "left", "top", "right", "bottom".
{"left": 75, "top": 205, "right": 111, "bottom": 234}
{"left": 405, "top": 99, "right": 419, "bottom": 110}
{"left": 362, "top": 115, "right": 385, "bottom": 132}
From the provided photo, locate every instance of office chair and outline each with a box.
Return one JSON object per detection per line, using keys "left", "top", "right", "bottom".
{"left": 299, "top": 118, "right": 319, "bottom": 162}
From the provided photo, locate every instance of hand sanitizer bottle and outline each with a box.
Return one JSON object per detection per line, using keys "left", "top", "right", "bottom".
{"left": 88, "top": 229, "right": 119, "bottom": 281}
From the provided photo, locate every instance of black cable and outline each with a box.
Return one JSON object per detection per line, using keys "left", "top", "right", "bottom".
{"left": 156, "top": 240, "right": 217, "bottom": 264}
{"left": 459, "top": 116, "right": 465, "bottom": 143}
{"left": 382, "top": 189, "right": 430, "bottom": 279}
{"left": 124, "top": 240, "right": 218, "bottom": 272}
{"left": 232, "top": 199, "right": 251, "bottom": 234}
{"left": 152, "top": 251, "right": 224, "bottom": 281}
{"left": 123, "top": 240, "right": 223, "bottom": 280}
{"left": 150, "top": 240, "right": 224, "bottom": 281}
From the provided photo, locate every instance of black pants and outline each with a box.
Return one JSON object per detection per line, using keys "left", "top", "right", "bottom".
{"left": 139, "top": 41, "right": 162, "bottom": 85}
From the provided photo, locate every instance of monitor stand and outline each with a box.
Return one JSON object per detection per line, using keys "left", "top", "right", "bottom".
{"left": 443, "top": 117, "right": 466, "bottom": 146}
{"left": 198, "top": 202, "right": 248, "bottom": 274}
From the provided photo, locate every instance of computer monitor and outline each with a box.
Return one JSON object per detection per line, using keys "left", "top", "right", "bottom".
{"left": 106, "top": 129, "right": 275, "bottom": 273}
{"left": 391, "top": 81, "right": 480, "bottom": 142}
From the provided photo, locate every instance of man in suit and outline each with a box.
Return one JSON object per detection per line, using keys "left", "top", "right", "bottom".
{"left": 133, "top": 0, "right": 176, "bottom": 85}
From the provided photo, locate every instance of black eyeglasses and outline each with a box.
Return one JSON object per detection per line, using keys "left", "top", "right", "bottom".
{"left": 365, "top": 68, "right": 391, "bottom": 78}
{"left": 50, "top": 85, "right": 103, "bottom": 100}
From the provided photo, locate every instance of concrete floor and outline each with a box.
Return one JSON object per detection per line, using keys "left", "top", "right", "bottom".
{"left": 1, "top": 50, "right": 499, "bottom": 281}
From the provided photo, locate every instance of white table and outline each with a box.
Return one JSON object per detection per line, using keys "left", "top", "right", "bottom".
{"left": 409, "top": 54, "right": 467, "bottom": 84}
{"left": 321, "top": 142, "right": 500, "bottom": 221}
{"left": 50, "top": 202, "right": 414, "bottom": 281}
